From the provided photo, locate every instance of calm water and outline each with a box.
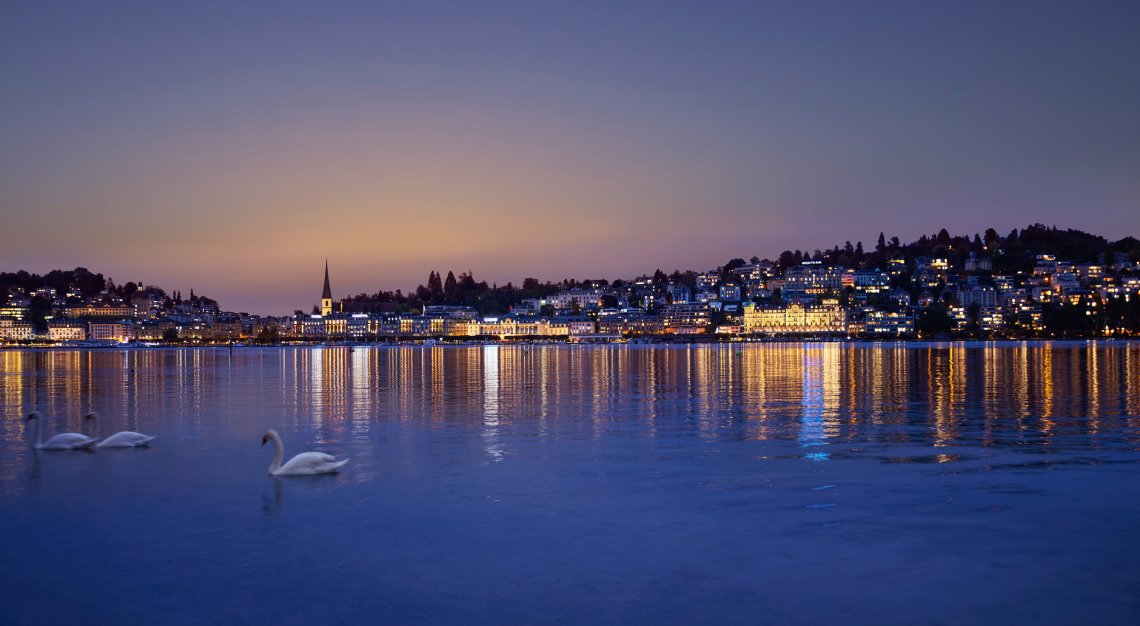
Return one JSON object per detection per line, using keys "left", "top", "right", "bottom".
{"left": 1, "top": 343, "right": 1138, "bottom": 625}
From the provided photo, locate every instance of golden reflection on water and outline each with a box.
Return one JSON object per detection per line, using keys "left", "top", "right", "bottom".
{"left": 2, "top": 342, "right": 1138, "bottom": 484}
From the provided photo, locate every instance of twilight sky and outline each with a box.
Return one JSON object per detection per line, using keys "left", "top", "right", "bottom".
{"left": 2, "top": 1, "right": 1138, "bottom": 314}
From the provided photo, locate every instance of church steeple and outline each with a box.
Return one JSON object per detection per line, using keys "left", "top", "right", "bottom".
{"left": 320, "top": 260, "right": 333, "bottom": 316}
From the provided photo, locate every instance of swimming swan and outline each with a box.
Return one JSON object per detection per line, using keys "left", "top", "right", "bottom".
{"left": 261, "top": 428, "right": 348, "bottom": 476}
{"left": 85, "top": 412, "right": 155, "bottom": 448}
{"left": 26, "top": 411, "right": 97, "bottom": 450}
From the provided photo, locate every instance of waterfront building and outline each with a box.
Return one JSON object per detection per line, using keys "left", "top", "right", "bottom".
{"left": 979, "top": 307, "right": 1006, "bottom": 334}
{"left": 47, "top": 319, "right": 87, "bottom": 341}
{"left": 90, "top": 322, "right": 128, "bottom": 342}
{"left": 661, "top": 303, "right": 712, "bottom": 333}
{"left": 295, "top": 315, "right": 327, "bottom": 338}
{"left": 596, "top": 311, "right": 662, "bottom": 336}
{"left": 864, "top": 311, "right": 915, "bottom": 336}
{"left": 211, "top": 316, "right": 243, "bottom": 340}
{"left": 0, "top": 319, "right": 35, "bottom": 341}
{"left": 742, "top": 300, "right": 847, "bottom": 335}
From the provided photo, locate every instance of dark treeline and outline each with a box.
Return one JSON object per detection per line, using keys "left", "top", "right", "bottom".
{"left": 342, "top": 272, "right": 587, "bottom": 316}
{"left": 767, "top": 224, "right": 1138, "bottom": 273}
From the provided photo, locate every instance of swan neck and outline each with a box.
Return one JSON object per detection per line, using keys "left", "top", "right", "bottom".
{"left": 30, "top": 415, "right": 42, "bottom": 447}
{"left": 89, "top": 415, "right": 100, "bottom": 439}
{"left": 269, "top": 431, "right": 284, "bottom": 473}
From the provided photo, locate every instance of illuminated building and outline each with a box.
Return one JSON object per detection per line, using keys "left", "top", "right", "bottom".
{"left": 695, "top": 272, "right": 720, "bottom": 292}
{"left": 718, "top": 283, "right": 741, "bottom": 302}
{"left": 90, "top": 322, "right": 128, "bottom": 342}
{"left": 661, "top": 303, "right": 712, "bottom": 333}
{"left": 47, "top": 319, "right": 87, "bottom": 341}
{"left": 864, "top": 311, "right": 915, "bottom": 336}
{"left": 742, "top": 300, "right": 847, "bottom": 335}
{"left": 0, "top": 319, "right": 35, "bottom": 341}
{"left": 0, "top": 305, "right": 30, "bottom": 320}
{"left": 957, "top": 286, "right": 997, "bottom": 308}
{"left": 783, "top": 262, "right": 844, "bottom": 300}
{"left": 61, "top": 304, "right": 134, "bottom": 319}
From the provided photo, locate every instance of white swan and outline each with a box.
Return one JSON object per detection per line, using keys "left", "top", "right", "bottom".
{"left": 26, "top": 411, "right": 97, "bottom": 450}
{"left": 85, "top": 412, "right": 155, "bottom": 448}
{"left": 261, "top": 428, "right": 348, "bottom": 476}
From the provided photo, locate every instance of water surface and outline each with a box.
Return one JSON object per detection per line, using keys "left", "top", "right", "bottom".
{"left": 1, "top": 343, "right": 1138, "bottom": 624}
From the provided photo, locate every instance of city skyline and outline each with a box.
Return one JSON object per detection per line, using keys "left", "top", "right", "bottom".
{"left": 3, "top": 1, "right": 1139, "bottom": 314}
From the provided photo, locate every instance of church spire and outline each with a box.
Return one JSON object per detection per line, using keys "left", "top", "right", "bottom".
{"left": 322, "top": 259, "right": 332, "bottom": 300}
{"left": 320, "top": 260, "right": 333, "bottom": 316}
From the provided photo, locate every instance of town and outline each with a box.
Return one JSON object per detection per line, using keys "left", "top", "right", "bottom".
{"left": 2, "top": 225, "right": 1138, "bottom": 345}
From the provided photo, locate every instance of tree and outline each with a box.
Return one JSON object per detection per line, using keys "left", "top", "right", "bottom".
{"left": 428, "top": 271, "right": 443, "bottom": 299}
{"left": 967, "top": 303, "right": 981, "bottom": 334}
{"left": 917, "top": 302, "right": 954, "bottom": 337}
{"left": 162, "top": 328, "right": 178, "bottom": 342}
{"left": 444, "top": 271, "right": 458, "bottom": 303}
{"left": 876, "top": 232, "right": 886, "bottom": 252}
{"left": 255, "top": 326, "right": 280, "bottom": 345}
{"left": 722, "top": 259, "right": 747, "bottom": 278}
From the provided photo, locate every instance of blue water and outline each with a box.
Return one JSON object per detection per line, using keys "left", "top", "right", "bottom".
{"left": 1, "top": 343, "right": 1138, "bottom": 625}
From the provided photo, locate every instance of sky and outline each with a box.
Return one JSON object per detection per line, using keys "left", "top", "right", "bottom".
{"left": 2, "top": 1, "right": 1138, "bottom": 314}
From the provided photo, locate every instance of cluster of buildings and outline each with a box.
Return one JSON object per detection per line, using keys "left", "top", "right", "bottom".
{"left": 2, "top": 251, "right": 1136, "bottom": 345}
{"left": 0, "top": 284, "right": 278, "bottom": 344}
{"left": 288, "top": 252, "right": 1139, "bottom": 342}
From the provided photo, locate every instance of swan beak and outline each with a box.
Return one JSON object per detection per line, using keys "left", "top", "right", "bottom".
{"left": 260, "top": 435, "right": 268, "bottom": 446}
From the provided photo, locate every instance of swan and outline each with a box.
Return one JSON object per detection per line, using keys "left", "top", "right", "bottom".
{"left": 85, "top": 412, "right": 155, "bottom": 448}
{"left": 25, "top": 411, "right": 97, "bottom": 450}
{"left": 261, "top": 428, "right": 348, "bottom": 476}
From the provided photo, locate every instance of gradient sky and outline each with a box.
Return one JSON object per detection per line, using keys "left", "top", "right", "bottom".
{"left": 2, "top": 1, "right": 1138, "bottom": 314}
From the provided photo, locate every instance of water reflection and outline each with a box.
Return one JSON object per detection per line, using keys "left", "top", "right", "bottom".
{"left": 2, "top": 342, "right": 1139, "bottom": 495}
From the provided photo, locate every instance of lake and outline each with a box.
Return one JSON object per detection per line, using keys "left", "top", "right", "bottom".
{"left": 1, "top": 342, "right": 1138, "bottom": 625}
